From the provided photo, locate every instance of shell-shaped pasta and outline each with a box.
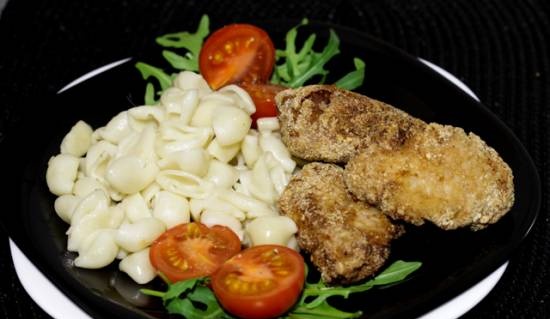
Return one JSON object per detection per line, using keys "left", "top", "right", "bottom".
{"left": 116, "top": 248, "right": 129, "bottom": 260}
{"left": 157, "top": 125, "right": 213, "bottom": 158}
{"left": 73, "top": 176, "right": 107, "bottom": 198}
{"left": 212, "top": 105, "right": 252, "bottom": 146}
{"left": 121, "top": 193, "right": 152, "bottom": 223}
{"left": 160, "top": 87, "right": 185, "bottom": 114}
{"left": 46, "top": 154, "right": 80, "bottom": 196}
{"left": 248, "top": 155, "right": 277, "bottom": 204}
{"left": 217, "top": 189, "right": 277, "bottom": 218}
{"left": 70, "top": 190, "right": 110, "bottom": 226}
{"left": 205, "top": 160, "right": 239, "bottom": 189}
{"left": 141, "top": 182, "right": 162, "bottom": 208}
{"left": 83, "top": 140, "right": 117, "bottom": 182}
{"left": 189, "top": 196, "right": 245, "bottom": 222}
{"left": 74, "top": 229, "right": 118, "bottom": 269}
{"left": 115, "top": 218, "right": 165, "bottom": 252}
{"left": 259, "top": 132, "right": 296, "bottom": 173}
{"left": 54, "top": 194, "right": 80, "bottom": 223}
{"left": 117, "top": 125, "right": 157, "bottom": 161}
{"left": 152, "top": 191, "right": 190, "bottom": 228}
{"left": 241, "top": 134, "right": 261, "bottom": 168}
{"left": 256, "top": 117, "right": 280, "bottom": 133}
{"left": 207, "top": 138, "right": 240, "bottom": 163}
{"left": 60, "top": 121, "right": 93, "bottom": 157}
{"left": 119, "top": 248, "right": 157, "bottom": 284}
{"left": 98, "top": 111, "right": 134, "bottom": 144}
{"left": 107, "top": 204, "right": 126, "bottom": 229}
{"left": 67, "top": 206, "right": 111, "bottom": 252}
{"left": 161, "top": 88, "right": 200, "bottom": 124}
{"left": 156, "top": 170, "right": 210, "bottom": 199}
{"left": 200, "top": 92, "right": 235, "bottom": 104}
{"left": 157, "top": 148, "right": 210, "bottom": 177}
{"left": 128, "top": 106, "right": 165, "bottom": 132}
{"left": 219, "top": 84, "right": 256, "bottom": 115}
{"left": 191, "top": 98, "right": 229, "bottom": 127}
{"left": 245, "top": 216, "right": 298, "bottom": 247}
{"left": 270, "top": 166, "right": 290, "bottom": 195}
{"left": 105, "top": 156, "right": 159, "bottom": 194}
{"left": 174, "top": 71, "right": 211, "bottom": 93}
{"left": 200, "top": 211, "right": 243, "bottom": 240}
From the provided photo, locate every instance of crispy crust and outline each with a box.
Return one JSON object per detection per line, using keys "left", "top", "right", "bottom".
{"left": 344, "top": 123, "right": 515, "bottom": 230}
{"left": 277, "top": 162, "right": 402, "bottom": 284}
{"left": 276, "top": 85, "right": 426, "bottom": 163}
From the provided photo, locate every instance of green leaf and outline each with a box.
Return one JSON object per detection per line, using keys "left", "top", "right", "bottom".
{"left": 163, "top": 277, "right": 201, "bottom": 302}
{"left": 335, "top": 58, "right": 366, "bottom": 90}
{"left": 288, "top": 300, "right": 362, "bottom": 319}
{"left": 369, "top": 260, "right": 422, "bottom": 286}
{"left": 156, "top": 15, "right": 210, "bottom": 73}
{"left": 135, "top": 62, "right": 172, "bottom": 104}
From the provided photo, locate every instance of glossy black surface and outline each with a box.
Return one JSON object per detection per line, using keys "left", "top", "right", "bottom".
{"left": 0, "top": 22, "right": 540, "bottom": 319}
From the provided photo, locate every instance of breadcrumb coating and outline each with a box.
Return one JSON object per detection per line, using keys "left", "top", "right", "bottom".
{"left": 278, "top": 163, "right": 402, "bottom": 284}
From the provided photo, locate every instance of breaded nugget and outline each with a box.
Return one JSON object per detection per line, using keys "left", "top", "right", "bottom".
{"left": 278, "top": 162, "right": 402, "bottom": 284}
{"left": 276, "top": 85, "right": 426, "bottom": 163}
{"left": 344, "top": 123, "right": 515, "bottom": 230}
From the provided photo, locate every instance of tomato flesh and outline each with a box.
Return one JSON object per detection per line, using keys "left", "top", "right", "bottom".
{"left": 199, "top": 24, "right": 275, "bottom": 90}
{"left": 238, "top": 82, "right": 286, "bottom": 126}
{"left": 212, "top": 245, "right": 305, "bottom": 319}
{"left": 149, "top": 222, "right": 241, "bottom": 283}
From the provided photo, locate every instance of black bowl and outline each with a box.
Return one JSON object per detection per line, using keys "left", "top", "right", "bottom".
{"left": 0, "top": 21, "right": 540, "bottom": 319}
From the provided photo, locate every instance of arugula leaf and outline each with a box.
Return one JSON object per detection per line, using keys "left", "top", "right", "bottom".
{"left": 271, "top": 19, "right": 365, "bottom": 90}
{"left": 156, "top": 14, "right": 210, "bottom": 72}
{"left": 334, "top": 58, "right": 365, "bottom": 90}
{"left": 286, "top": 260, "right": 421, "bottom": 318}
{"left": 135, "top": 62, "right": 172, "bottom": 105}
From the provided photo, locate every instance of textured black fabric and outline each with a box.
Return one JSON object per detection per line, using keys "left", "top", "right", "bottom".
{"left": 0, "top": 0, "right": 548, "bottom": 318}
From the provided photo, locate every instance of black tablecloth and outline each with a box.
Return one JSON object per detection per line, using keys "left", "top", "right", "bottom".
{"left": 0, "top": 0, "right": 548, "bottom": 318}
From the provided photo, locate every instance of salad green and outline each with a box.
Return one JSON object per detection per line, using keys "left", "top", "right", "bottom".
{"left": 141, "top": 260, "right": 421, "bottom": 319}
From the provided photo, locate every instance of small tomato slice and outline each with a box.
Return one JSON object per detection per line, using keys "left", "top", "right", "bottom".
{"left": 149, "top": 222, "right": 241, "bottom": 283}
{"left": 211, "top": 245, "right": 305, "bottom": 319}
{"left": 239, "top": 82, "right": 286, "bottom": 126}
{"left": 199, "top": 24, "right": 275, "bottom": 90}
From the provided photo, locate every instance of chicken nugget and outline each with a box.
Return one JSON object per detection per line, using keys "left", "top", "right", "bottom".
{"left": 276, "top": 85, "right": 425, "bottom": 163}
{"left": 344, "top": 123, "right": 515, "bottom": 230}
{"left": 278, "top": 162, "right": 402, "bottom": 284}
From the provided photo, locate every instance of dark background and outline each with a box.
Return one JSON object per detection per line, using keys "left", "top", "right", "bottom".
{"left": 0, "top": 0, "right": 548, "bottom": 318}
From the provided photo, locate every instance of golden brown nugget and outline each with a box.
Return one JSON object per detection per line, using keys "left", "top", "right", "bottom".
{"left": 278, "top": 162, "right": 402, "bottom": 284}
{"left": 344, "top": 123, "right": 515, "bottom": 230}
{"left": 276, "top": 85, "right": 426, "bottom": 163}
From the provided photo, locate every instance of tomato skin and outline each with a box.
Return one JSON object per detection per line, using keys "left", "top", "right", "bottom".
{"left": 238, "top": 82, "right": 286, "bottom": 126}
{"left": 199, "top": 24, "right": 275, "bottom": 90}
{"left": 211, "top": 245, "right": 305, "bottom": 319}
{"left": 149, "top": 222, "right": 241, "bottom": 283}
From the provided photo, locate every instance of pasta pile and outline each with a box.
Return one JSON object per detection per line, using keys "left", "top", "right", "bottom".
{"left": 45, "top": 71, "right": 298, "bottom": 284}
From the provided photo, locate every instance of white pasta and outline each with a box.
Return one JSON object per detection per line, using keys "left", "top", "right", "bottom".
{"left": 157, "top": 148, "right": 210, "bottom": 177}
{"left": 119, "top": 248, "right": 157, "bottom": 284}
{"left": 97, "top": 111, "right": 133, "bottom": 144}
{"left": 241, "top": 134, "right": 261, "bottom": 168}
{"left": 245, "top": 216, "right": 297, "bottom": 247}
{"left": 121, "top": 193, "right": 152, "bottom": 223}
{"left": 127, "top": 105, "right": 165, "bottom": 132}
{"left": 206, "top": 138, "right": 240, "bottom": 163}
{"left": 200, "top": 211, "right": 243, "bottom": 240}
{"left": 152, "top": 191, "right": 190, "bottom": 228}
{"left": 115, "top": 218, "right": 165, "bottom": 252}
{"left": 105, "top": 156, "right": 159, "bottom": 194}
{"left": 54, "top": 194, "right": 80, "bottom": 223}
{"left": 205, "top": 160, "right": 239, "bottom": 189}
{"left": 74, "top": 229, "right": 118, "bottom": 269}
{"left": 48, "top": 71, "right": 300, "bottom": 283}
{"left": 219, "top": 84, "right": 256, "bottom": 114}
{"left": 46, "top": 154, "right": 80, "bottom": 196}
{"left": 211, "top": 105, "right": 251, "bottom": 146}
{"left": 156, "top": 170, "right": 210, "bottom": 199}
{"left": 60, "top": 121, "right": 93, "bottom": 157}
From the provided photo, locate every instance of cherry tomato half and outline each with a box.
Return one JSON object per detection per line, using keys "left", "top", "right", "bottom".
{"left": 199, "top": 24, "right": 275, "bottom": 90}
{"left": 238, "top": 82, "right": 286, "bottom": 126}
{"left": 211, "top": 245, "right": 305, "bottom": 319}
{"left": 149, "top": 222, "right": 241, "bottom": 283}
